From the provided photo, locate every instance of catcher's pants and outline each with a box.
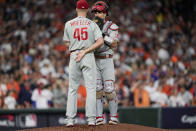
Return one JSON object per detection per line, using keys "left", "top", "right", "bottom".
{"left": 95, "top": 57, "right": 118, "bottom": 117}
{"left": 96, "top": 57, "right": 115, "bottom": 83}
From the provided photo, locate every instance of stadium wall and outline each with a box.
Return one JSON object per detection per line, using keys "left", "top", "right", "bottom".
{"left": 0, "top": 107, "right": 195, "bottom": 130}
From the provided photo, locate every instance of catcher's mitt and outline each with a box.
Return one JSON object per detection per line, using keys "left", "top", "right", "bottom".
{"left": 93, "top": 16, "right": 104, "bottom": 30}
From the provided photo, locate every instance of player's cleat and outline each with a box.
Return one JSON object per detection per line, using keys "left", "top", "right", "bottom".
{"left": 109, "top": 116, "right": 118, "bottom": 125}
{"left": 88, "top": 121, "right": 96, "bottom": 126}
{"left": 96, "top": 116, "right": 104, "bottom": 125}
{"left": 87, "top": 117, "right": 96, "bottom": 126}
{"left": 66, "top": 118, "right": 74, "bottom": 127}
{"left": 109, "top": 120, "right": 118, "bottom": 125}
{"left": 66, "top": 123, "right": 74, "bottom": 127}
{"left": 96, "top": 119, "right": 104, "bottom": 125}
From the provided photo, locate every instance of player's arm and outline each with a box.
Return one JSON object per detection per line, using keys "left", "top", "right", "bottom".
{"left": 104, "top": 24, "right": 119, "bottom": 49}
{"left": 84, "top": 37, "right": 104, "bottom": 53}
{"left": 63, "top": 22, "right": 70, "bottom": 47}
{"left": 75, "top": 37, "right": 104, "bottom": 62}
{"left": 75, "top": 21, "right": 104, "bottom": 62}
{"left": 105, "top": 38, "right": 117, "bottom": 48}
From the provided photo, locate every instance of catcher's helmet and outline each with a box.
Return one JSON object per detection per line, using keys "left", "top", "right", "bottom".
{"left": 91, "top": 1, "right": 109, "bottom": 14}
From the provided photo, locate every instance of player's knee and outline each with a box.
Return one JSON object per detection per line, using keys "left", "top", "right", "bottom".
{"left": 96, "top": 90, "right": 103, "bottom": 99}
{"left": 103, "top": 80, "right": 116, "bottom": 101}
{"left": 103, "top": 80, "right": 114, "bottom": 93}
{"left": 105, "top": 91, "right": 116, "bottom": 101}
{"left": 96, "top": 79, "right": 103, "bottom": 91}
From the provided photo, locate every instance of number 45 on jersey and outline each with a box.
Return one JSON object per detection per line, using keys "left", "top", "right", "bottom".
{"left": 74, "top": 27, "right": 88, "bottom": 41}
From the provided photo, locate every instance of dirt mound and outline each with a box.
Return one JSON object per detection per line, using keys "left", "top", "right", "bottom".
{"left": 19, "top": 123, "right": 171, "bottom": 131}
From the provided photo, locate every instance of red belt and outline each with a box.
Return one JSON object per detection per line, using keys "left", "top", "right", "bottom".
{"left": 95, "top": 54, "right": 113, "bottom": 59}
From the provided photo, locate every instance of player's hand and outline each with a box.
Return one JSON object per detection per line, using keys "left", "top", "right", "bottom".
{"left": 75, "top": 50, "right": 86, "bottom": 62}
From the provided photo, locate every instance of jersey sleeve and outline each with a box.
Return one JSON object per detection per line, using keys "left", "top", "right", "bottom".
{"left": 108, "top": 23, "right": 119, "bottom": 42}
{"left": 63, "top": 22, "right": 69, "bottom": 42}
{"left": 93, "top": 22, "right": 103, "bottom": 41}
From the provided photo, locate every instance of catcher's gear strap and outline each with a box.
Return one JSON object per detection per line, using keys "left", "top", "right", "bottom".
{"left": 103, "top": 22, "right": 118, "bottom": 47}
{"left": 105, "top": 92, "right": 115, "bottom": 101}
{"left": 109, "top": 23, "right": 119, "bottom": 31}
{"left": 102, "top": 21, "right": 112, "bottom": 34}
{"left": 96, "top": 90, "right": 103, "bottom": 99}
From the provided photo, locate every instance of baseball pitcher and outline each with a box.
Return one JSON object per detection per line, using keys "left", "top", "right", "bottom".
{"left": 91, "top": 1, "right": 119, "bottom": 125}
{"left": 63, "top": 0, "right": 104, "bottom": 127}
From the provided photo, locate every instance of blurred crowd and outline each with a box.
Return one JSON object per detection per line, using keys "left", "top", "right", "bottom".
{"left": 0, "top": 0, "right": 195, "bottom": 109}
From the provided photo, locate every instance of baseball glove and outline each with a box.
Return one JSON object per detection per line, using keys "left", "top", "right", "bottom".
{"left": 93, "top": 16, "right": 104, "bottom": 30}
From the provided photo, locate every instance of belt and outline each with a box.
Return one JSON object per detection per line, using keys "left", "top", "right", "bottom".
{"left": 95, "top": 54, "right": 113, "bottom": 59}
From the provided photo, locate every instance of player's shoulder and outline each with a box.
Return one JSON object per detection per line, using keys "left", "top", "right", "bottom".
{"left": 66, "top": 18, "right": 76, "bottom": 24}
{"left": 86, "top": 17, "right": 97, "bottom": 25}
{"left": 65, "top": 17, "right": 78, "bottom": 24}
{"left": 108, "top": 22, "right": 119, "bottom": 31}
{"left": 64, "top": 19, "right": 71, "bottom": 26}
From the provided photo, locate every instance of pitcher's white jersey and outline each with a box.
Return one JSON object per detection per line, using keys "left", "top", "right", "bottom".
{"left": 63, "top": 16, "right": 102, "bottom": 51}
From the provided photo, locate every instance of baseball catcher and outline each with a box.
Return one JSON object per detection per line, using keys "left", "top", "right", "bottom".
{"left": 91, "top": 1, "right": 119, "bottom": 125}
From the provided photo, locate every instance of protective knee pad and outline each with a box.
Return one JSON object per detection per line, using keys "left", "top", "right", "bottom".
{"left": 96, "top": 79, "right": 103, "bottom": 91}
{"left": 105, "top": 91, "right": 116, "bottom": 101}
{"left": 103, "top": 80, "right": 114, "bottom": 93}
{"left": 96, "top": 90, "right": 103, "bottom": 99}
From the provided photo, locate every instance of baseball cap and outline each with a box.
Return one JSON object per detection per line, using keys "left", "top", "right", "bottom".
{"left": 77, "top": 0, "right": 88, "bottom": 9}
